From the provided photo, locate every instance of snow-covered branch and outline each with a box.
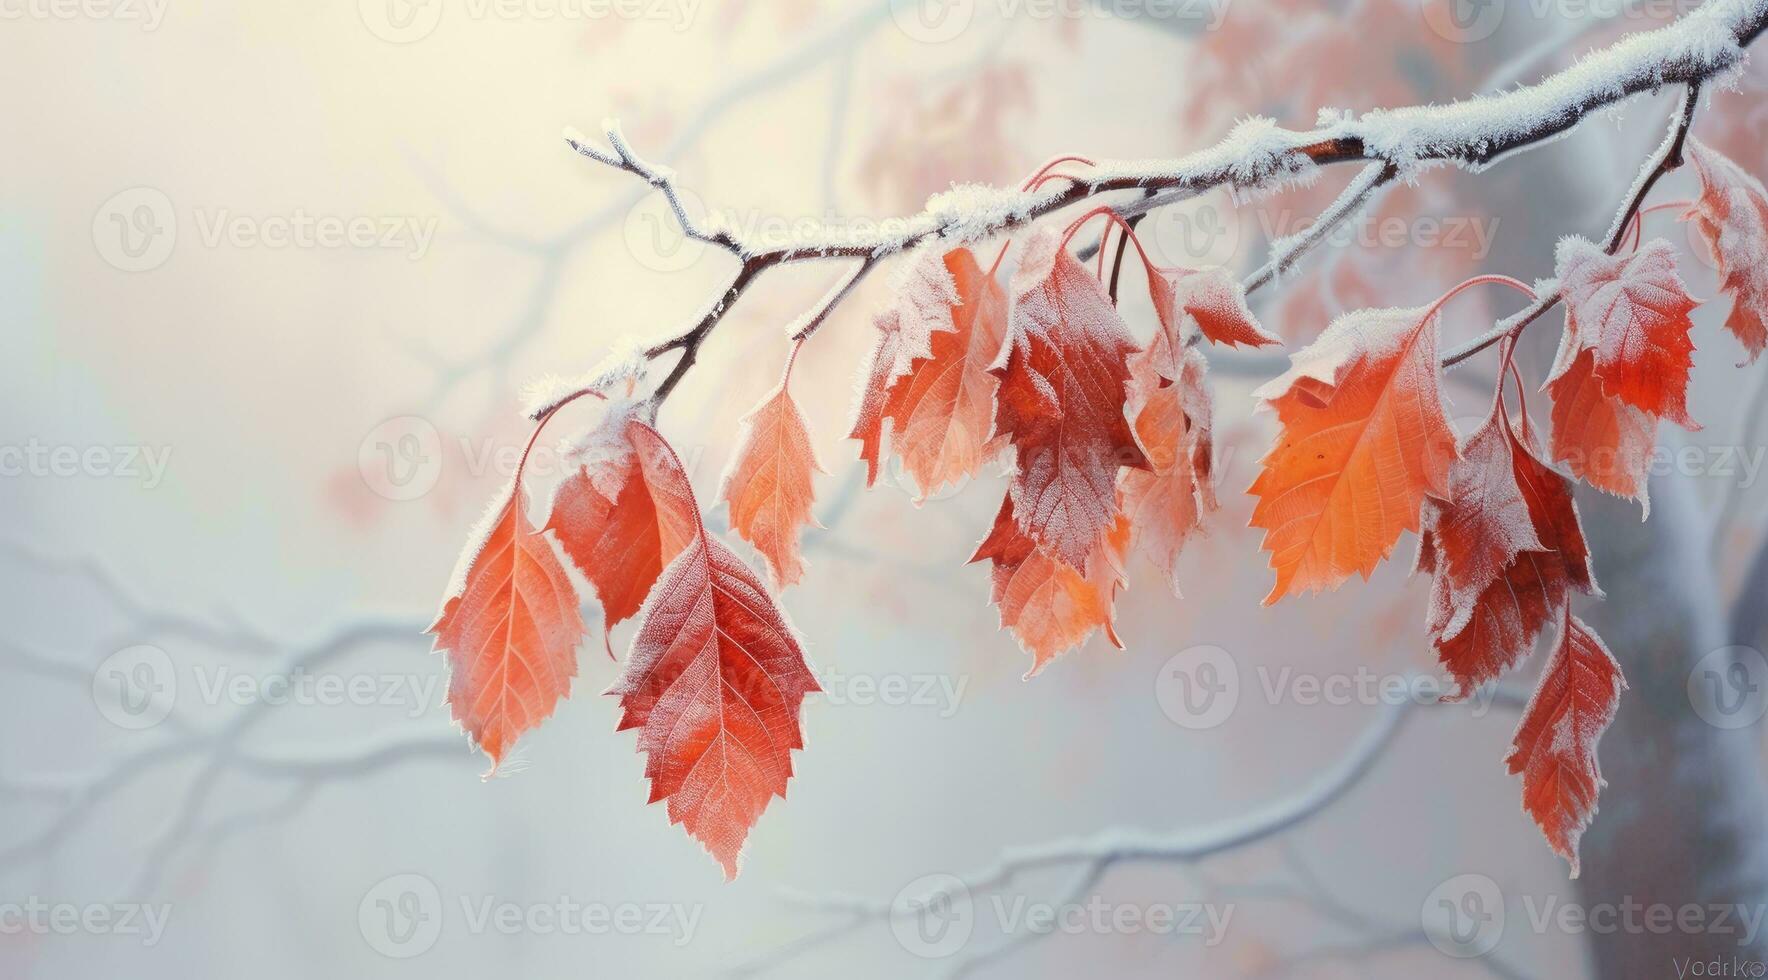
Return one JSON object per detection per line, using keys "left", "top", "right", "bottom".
{"left": 565, "top": 0, "right": 1768, "bottom": 413}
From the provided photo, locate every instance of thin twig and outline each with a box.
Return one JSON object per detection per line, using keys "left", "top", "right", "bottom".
{"left": 1442, "top": 81, "right": 1705, "bottom": 370}
{"left": 1243, "top": 161, "right": 1397, "bottom": 296}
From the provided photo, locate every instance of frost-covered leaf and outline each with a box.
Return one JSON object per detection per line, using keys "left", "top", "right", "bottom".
{"left": 1120, "top": 319, "right": 1217, "bottom": 594}
{"left": 609, "top": 422, "right": 819, "bottom": 880}
{"left": 721, "top": 375, "right": 823, "bottom": 588}
{"left": 1417, "top": 406, "right": 1597, "bottom": 698}
{"left": 547, "top": 408, "right": 698, "bottom": 634}
{"left": 1145, "top": 264, "right": 1280, "bottom": 350}
{"left": 1506, "top": 611, "right": 1625, "bottom": 878}
{"left": 431, "top": 482, "right": 584, "bottom": 774}
{"left": 1248, "top": 305, "right": 1458, "bottom": 604}
{"left": 849, "top": 246, "right": 965, "bottom": 484}
{"left": 1552, "top": 237, "right": 1699, "bottom": 428}
{"left": 993, "top": 227, "right": 1147, "bottom": 573}
{"left": 1545, "top": 344, "right": 1661, "bottom": 512}
{"left": 856, "top": 247, "right": 1008, "bottom": 500}
{"left": 1682, "top": 138, "right": 1768, "bottom": 364}
{"left": 970, "top": 495, "right": 1129, "bottom": 678}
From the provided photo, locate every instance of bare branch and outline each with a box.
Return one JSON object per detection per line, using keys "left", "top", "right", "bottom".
{"left": 737, "top": 697, "right": 1414, "bottom": 976}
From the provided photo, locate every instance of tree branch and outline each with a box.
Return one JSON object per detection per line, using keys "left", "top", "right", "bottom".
{"left": 737, "top": 697, "right": 1414, "bottom": 976}
{"left": 1441, "top": 79, "right": 1706, "bottom": 370}
{"left": 564, "top": 0, "right": 1766, "bottom": 412}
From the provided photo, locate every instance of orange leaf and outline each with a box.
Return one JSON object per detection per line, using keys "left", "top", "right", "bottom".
{"left": 1146, "top": 264, "right": 1280, "bottom": 350}
{"left": 850, "top": 247, "right": 968, "bottom": 485}
{"left": 1248, "top": 305, "right": 1458, "bottom": 604}
{"left": 430, "top": 482, "right": 584, "bottom": 774}
{"left": 1553, "top": 237, "right": 1700, "bottom": 428}
{"left": 1682, "top": 138, "right": 1768, "bottom": 364}
{"left": 970, "top": 495, "right": 1129, "bottom": 678}
{"left": 993, "top": 227, "right": 1147, "bottom": 573}
{"left": 547, "top": 408, "right": 699, "bottom": 633}
{"left": 720, "top": 367, "right": 823, "bottom": 588}
{"left": 1506, "top": 610, "right": 1626, "bottom": 878}
{"left": 610, "top": 422, "right": 820, "bottom": 879}
{"left": 1545, "top": 345, "right": 1661, "bottom": 511}
{"left": 872, "top": 248, "right": 1009, "bottom": 500}
{"left": 1120, "top": 319, "right": 1218, "bottom": 594}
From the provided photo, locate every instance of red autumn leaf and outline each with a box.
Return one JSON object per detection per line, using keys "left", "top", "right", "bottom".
{"left": 1682, "top": 138, "right": 1768, "bottom": 364}
{"left": 1120, "top": 316, "right": 1218, "bottom": 595}
{"left": 430, "top": 482, "right": 585, "bottom": 774}
{"left": 993, "top": 227, "right": 1148, "bottom": 573}
{"left": 1545, "top": 345, "right": 1662, "bottom": 512}
{"left": 1146, "top": 264, "right": 1280, "bottom": 350}
{"left": 547, "top": 406, "right": 699, "bottom": 633}
{"left": 1553, "top": 237, "right": 1700, "bottom": 428}
{"left": 850, "top": 246, "right": 968, "bottom": 485}
{"left": 720, "top": 369, "right": 823, "bottom": 588}
{"left": 969, "top": 494, "right": 1129, "bottom": 678}
{"left": 1506, "top": 610, "right": 1626, "bottom": 878}
{"left": 868, "top": 247, "right": 1009, "bottom": 501}
{"left": 1248, "top": 304, "right": 1458, "bottom": 604}
{"left": 1417, "top": 405, "right": 1598, "bottom": 698}
{"left": 610, "top": 421, "right": 819, "bottom": 880}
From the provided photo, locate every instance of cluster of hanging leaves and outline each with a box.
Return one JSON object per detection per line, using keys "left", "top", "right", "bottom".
{"left": 431, "top": 387, "right": 818, "bottom": 879}
{"left": 430, "top": 138, "right": 1768, "bottom": 880}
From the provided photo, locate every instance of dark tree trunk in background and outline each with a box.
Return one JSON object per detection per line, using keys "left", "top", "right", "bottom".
{"left": 1573, "top": 477, "right": 1768, "bottom": 976}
